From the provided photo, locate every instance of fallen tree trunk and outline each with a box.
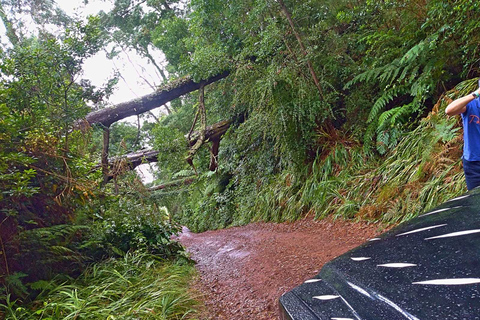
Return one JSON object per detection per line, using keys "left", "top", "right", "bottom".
{"left": 83, "top": 71, "right": 230, "bottom": 128}
{"left": 187, "top": 119, "right": 232, "bottom": 147}
{"left": 101, "top": 119, "right": 232, "bottom": 178}
{"left": 148, "top": 177, "right": 196, "bottom": 191}
{"left": 99, "top": 149, "right": 160, "bottom": 183}
{"left": 188, "top": 119, "right": 232, "bottom": 171}
{"left": 114, "top": 149, "right": 160, "bottom": 170}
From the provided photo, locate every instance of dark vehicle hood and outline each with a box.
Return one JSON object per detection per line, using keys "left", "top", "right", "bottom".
{"left": 280, "top": 190, "right": 480, "bottom": 320}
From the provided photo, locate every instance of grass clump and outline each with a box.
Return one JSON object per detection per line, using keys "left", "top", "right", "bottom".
{"left": 249, "top": 79, "right": 475, "bottom": 224}
{"left": 0, "top": 252, "right": 200, "bottom": 320}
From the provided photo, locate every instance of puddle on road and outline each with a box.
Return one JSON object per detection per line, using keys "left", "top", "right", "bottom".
{"left": 218, "top": 244, "right": 250, "bottom": 259}
{"left": 178, "top": 226, "right": 193, "bottom": 238}
{"left": 218, "top": 244, "right": 235, "bottom": 253}
{"left": 229, "top": 250, "right": 250, "bottom": 259}
{"left": 179, "top": 226, "right": 252, "bottom": 260}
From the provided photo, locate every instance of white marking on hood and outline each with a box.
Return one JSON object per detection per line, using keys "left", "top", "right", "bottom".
{"left": 425, "top": 229, "right": 480, "bottom": 240}
{"left": 420, "top": 206, "right": 463, "bottom": 217}
{"left": 419, "top": 207, "right": 451, "bottom": 217}
{"left": 350, "top": 257, "right": 371, "bottom": 261}
{"left": 377, "top": 263, "right": 417, "bottom": 268}
{"left": 396, "top": 224, "right": 447, "bottom": 236}
{"left": 413, "top": 278, "right": 480, "bottom": 285}
{"left": 313, "top": 295, "right": 340, "bottom": 300}
{"left": 304, "top": 279, "right": 321, "bottom": 283}
{"left": 447, "top": 195, "right": 470, "bottom": 202}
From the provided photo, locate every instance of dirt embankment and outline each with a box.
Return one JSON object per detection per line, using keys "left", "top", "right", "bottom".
{"left": 179, "top": 217, "right": 387, "bottom": 320}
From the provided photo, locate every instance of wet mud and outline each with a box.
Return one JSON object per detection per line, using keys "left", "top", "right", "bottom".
{"left": 179, "top": 217, "right": 386, "bottom": 320}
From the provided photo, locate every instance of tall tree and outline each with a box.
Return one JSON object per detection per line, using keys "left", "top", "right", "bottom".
{"left": 0, "top": 0, "right": 72, "bottom": 47}
{"left": 0, "top": 15, "right": 108, "bottom": 285}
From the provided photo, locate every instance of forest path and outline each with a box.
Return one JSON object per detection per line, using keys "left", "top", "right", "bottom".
{"left": 179, "top": 217, "right": 387, "bottom": 319}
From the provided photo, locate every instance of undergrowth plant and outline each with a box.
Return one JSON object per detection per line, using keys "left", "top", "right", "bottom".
{"left": 0, "top": 252, "right": 199, "bottom": 320}
{"left": 175, "top": 78, "right": 473, "bottom": 231}
{"left": 249, "top": 79, "right": 474, "bottom": 224}
{"left": 157, "top": 72, "right": 474, "bottom": 234}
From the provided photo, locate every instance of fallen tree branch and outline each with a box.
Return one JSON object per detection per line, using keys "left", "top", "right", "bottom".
{"left": 188, "top": 119, "right": 232, "bottom": 171}
{"left": 82, "top": 71, "right": 230, "bottom": 128}
{"left": 148, "top": 176, "right": 196, "bottom": 191}
{"left": 187, "top": 119, "right": 232, "bottom": 146}
{"left": 96, "top": 119, "right": 232, "bottom": 180}
{"left": 113, "top": 149, "right": 160, "bottom": 170}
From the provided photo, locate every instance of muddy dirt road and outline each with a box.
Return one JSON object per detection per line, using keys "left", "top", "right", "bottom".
{"left": 179, "top": 217, "right": 386, "bottom": 319}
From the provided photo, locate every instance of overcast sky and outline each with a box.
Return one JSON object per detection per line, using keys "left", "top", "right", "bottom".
{"left": 57, "top": 0, "right": 168, "bottom": 183}
{"left": 57, "top": 0, "right": 166, "bottom": 105}
{"left": 0, "top": 0, "right": 166, "bottom": 106}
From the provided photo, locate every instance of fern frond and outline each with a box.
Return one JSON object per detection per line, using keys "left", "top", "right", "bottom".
{"left": 390, "top": 103, "right": 414, "bottom": 125}
{"left": 345, "top": 64, "right": 389, "bottom": 88}
{"left": 376, "top": 131, "right": 390, "bottom": 154}
{"left": 363, "top": 121, "right": 378, "bottom": 148}
{"left": 410, "top": 75, "right": 433, "bottom": 99}
{"left": 408, "top": 65, "right": 421, "bottom": 82}
{"left": 389, "top": 61, "right": 403, "bottom": 84}
{"left": 50, "top": 246, "right": 81, "bottom": 260}
{"left": 399, "top": 41, "right": 426, "bottom": 65}
{"left": 367, "top": 86, "right": 405, "bottom": 123}
{"left": 377, "top": 106, "right": 401, "bottom": 132}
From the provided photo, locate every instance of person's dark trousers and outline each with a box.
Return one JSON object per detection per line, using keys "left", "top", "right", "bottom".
{"left": 463, "top": 158, "right": 480, "bottom": 190}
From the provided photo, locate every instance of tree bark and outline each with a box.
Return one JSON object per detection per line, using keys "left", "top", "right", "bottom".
{"left": 101, "top": 119, "right": 232, "bottom": 177}
{"left": 82, "top": 71, "right": 229, "bottom": 128}
{"left": 148, "top": 177, "right": 196, "bottom": 191}
{"left": 111, "top": 149, "right": 160, "bottom": 171}
{"left": 209, "top": 137, "right": 220, "bottom": 171}
{"left": 188, "top": 119, "right": 232, "bottom": 147}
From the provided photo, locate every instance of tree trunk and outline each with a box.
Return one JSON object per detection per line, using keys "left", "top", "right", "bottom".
{"left": 188, "top": 119, "right": 232, "bottom": 146}
{"left": 111, "top": 149, "right": 161, "bottom": 171}
{"left": 100, "top": 119, "right": 232, "bottom": 179}
{"left": 82, "top": 71, "right": 229, "bottom": 128}
{"left": 148, "top": 177, "right": 196, "bottom": 191}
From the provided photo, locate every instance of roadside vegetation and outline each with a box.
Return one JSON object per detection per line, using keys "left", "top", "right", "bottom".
{"left": 1, "top": 0, "right": 479, "bottom": 318}
{"left": 1, "top": 253, "right": 198, "bottom": 320}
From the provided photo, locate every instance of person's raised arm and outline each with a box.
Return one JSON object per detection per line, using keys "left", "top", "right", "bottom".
{"left": 446, "top": 88, "right": 480, "bottom": 116}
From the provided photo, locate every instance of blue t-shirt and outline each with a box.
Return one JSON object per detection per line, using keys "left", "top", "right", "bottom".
{"left": 462, "top": 99, "right": 480, "bottom": 161}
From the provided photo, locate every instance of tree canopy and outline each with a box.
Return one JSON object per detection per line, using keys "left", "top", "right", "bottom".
{"left": 1, "top": 0, "right": 479, "bottom": 316}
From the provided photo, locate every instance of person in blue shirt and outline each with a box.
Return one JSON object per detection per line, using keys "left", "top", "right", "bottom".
{"left": 446, "top": 87, "right": 480, "bottom": 190}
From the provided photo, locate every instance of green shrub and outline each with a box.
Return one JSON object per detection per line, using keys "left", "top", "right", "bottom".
{"left": 0, "top": 252, "right": 199, "bottom": 320}
{"left": 79, "top": 191, "right": 186, "bottom": 262}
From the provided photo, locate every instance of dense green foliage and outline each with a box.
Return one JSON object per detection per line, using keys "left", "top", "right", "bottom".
{"left": 147, "top": 0, "right": 478, "bottom": 231}
{"left": 0, "top": 18, "right": 104, "bottom": 290}
{"left": 1, "top": 253, "right": 198, "bottom": 320}
{"left": 0, "top": 3, "right": 192, "bottom": 318}
{"left": 2, "top": 0, "right": 480, "bottom": 318}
